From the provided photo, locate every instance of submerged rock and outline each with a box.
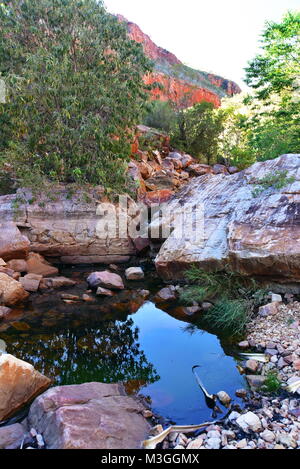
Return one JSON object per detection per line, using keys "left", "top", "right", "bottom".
{"left": 0, "top": 354, "right": 51, "bottom": 421}
{"left": 28, "top": 382, "right": 150, "bottom": 449}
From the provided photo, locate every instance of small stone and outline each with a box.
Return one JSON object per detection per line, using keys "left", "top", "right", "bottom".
{"left": 201, "top": 302, "right": 213, "bottom": 311}
{"left": 271, "top": 293, "right": 282, "bottom": 303}
{"left": 149, "top": 425, "right": 163, "bottom": 436}
{"left": 245, "top": 360, "right": 259, "bottom": 373}
{"left": 217, "top": 391, "right": 231, "bottom": 407}
{"left": 259, "top": 302, "right": 279, "bottom": 317}
{"left": 187, "top": 437, "right": 204, "bottom": 449}
{"left": 142, "top": 410, "right": 153, "bottom": 419}
{"left": 96, "top": 287, "right": 114, "bottom": 297}
{"left": 125, "top": 267, "right": 144, "bottom": 281}
{"left": 236, "top": 439, "right": 247, "bottom": 449}
{"left": 228, "top": 411, "right": 241, "bottom": 422}
{"left": 261, "top": 430, "right": 275, "bottom": 443}
{"left": 293, "top": 359, "right": 300, "bottom": 371}
{"left": 235, "top": 389, "right": 247, "bottom": 399}
{"left": 61, "top": 294, "right": 81, "bottom": 301}
{"left": 82, "top": 294, "right": 94, "bottom": 302}
{"left": 205, "top": 437, "right": 221, "bottom": 450}
{"left": 30, "top": 428, "right": 37, "bottom": 438}
{"left": 238, "top": 341, "right": 249, "bottom": 350}
{"left": 36, "top": 434, "right": 45, "bottom": 448}
{"left": 236, "top": 412, "right": 262, "bottom": 433}
{"left": 278, "top": 433, "right": 297, "bottom": 448}
{"left": 246, "top": 375, "right": 266, "bottom": 391}
{"left": 265, "top": 348, "right": 278, "bottom": 357}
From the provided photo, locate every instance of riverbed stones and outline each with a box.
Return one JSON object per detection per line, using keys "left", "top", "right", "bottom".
{"left": 43, "top": 277, "right": 76, "bottom": 289}
{"left": 125, "top": 267, "right": 144, "bottom": 281}
{"left": 0, "top": 222, "right": 30, "bottom": 261}
{"left": 6, "top": 259, "right": 28, "bottom": 273}
{"left": 87, "top": 271, "right": 124, "bottom": 290}
{"left": 246, "top": 359, "right": 259, "bottom": 373}
{"left": 28, "top": 382, "right": 150, "bottom": 449}
{"left": 0, "top": 354, "right": 51, "bottom": 421}
{"left": 0, "top": 273, "right": 29, "bottom": 306}
{"left": 259, "top": 302, "right": 280, "bottom": 317}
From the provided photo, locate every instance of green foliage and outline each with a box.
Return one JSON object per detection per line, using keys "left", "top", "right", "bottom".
{"left": 204, "top": 299, "right": 253, "bottom": 336}
{"left": 252, "top": 170, "right": 295, "bottom": 197}
{"left": 171, "top": 102, "right": 226, "bottom": 164}
{"left": 143, "top": 100, "right": 176, "bottom": 132}
{"left": 244, "top": 11, "right": 300, "bottom": 162}
{"left": 180, "top": 266, "right": 268, "bottom": 336}
{"left": 0, "top": 0, "right": 152, "bottom": 193}
{"left": 261, "top": 371, "right": 282, "bottom": 394}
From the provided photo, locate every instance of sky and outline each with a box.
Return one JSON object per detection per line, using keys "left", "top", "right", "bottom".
{"left": 104, "top": 0, "right": 299, "bottom": 89}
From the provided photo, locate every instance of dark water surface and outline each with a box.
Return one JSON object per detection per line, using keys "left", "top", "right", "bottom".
{"left": 0, "top": 269, "right": 246, "bottom": 425}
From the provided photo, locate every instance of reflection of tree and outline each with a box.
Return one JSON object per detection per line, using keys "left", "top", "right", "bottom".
{"left": 3, "top": 319, "right": 160, "bottom": 388}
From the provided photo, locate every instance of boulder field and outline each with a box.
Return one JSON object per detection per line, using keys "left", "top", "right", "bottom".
{"left": 154, "top": 154, "right": 300, "bottom": 284}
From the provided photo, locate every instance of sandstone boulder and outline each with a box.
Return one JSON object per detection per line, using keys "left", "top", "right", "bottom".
{"left": 154, "top": 154, "right": 300, "bottom": 283}
{"left": 0, "top": 423, "right": 29, "bottom": 449}
{"left": 0, "top": 354, "right": 51, "bottom": 421}
{"left": 42, "top": 276, "right": 76, "bottom": 289}
{"left": 0, "top": 306, "right": 12, "bottom": 320}
{"left": 6, "top": 259, "right": 28, "bottom": 273}
{"left": 87, "top": 271, "right": 124, "bottom": 290}
{"left": 0, "top": 273, "right": 29, "bottom": 306}
{"left": 28, "top": 382, "right": 150, "bottom": 449}
{"left": 0, "top": 222, "right": 30, "bottom": 261}
{"left": 26, "top": 253, "right": 58, "bottom": 277}
{"left": 155, "top": 286, "right": 177, "bottom": 303}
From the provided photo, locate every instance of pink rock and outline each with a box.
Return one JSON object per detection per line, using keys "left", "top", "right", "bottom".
{"left": 28, "top": 382, "right": 150, "bottom": 449}
{"left": 87, "top": 271, "right": 124, "bottom": 290}
{"left": 0, "top": 423, "right": 29, "bottom": 449}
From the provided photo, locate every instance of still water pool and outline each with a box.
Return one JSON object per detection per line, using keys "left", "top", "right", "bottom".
{"left": 0, "top": 276, "right": 246, "bottom": 425}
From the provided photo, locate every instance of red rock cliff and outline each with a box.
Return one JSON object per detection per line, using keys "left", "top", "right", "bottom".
{"left": 117, "top": 15, "right": 241, "bottom": 108}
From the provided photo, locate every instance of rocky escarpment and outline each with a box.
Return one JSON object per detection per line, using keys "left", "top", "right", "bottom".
{"left": 117, "top": 15, "right": 241, "bottom": 108}
{"left": 154, "top": 154, "right": 300, "bottom": 284}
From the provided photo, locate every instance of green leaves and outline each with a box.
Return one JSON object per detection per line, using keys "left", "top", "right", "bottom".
{"left": 0, "top": 0, "right": 152, "bottom": 193}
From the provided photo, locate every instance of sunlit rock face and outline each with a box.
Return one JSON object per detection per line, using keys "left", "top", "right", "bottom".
{"left": 154, "top": 154, "right": 300, "bottom": 283}
{"left": 117, "top": 15, "right": 241, "bottom": 108}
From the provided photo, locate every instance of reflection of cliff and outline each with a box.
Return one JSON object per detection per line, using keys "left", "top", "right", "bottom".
{"left": 117, "top": 15, "right": 241, "bottom": 108}
{"left": 4, "top": 319, "right": 160, "bottom": 388}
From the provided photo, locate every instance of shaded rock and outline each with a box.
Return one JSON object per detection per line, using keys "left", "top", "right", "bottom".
{"left": 142, "top": 189, "right": 174, "bottom": 206}
{"left": 0, "top": 222, "right": 30, "bottom": 261}
{"left": 0, "top": 354, "right": 51, "bottom": 421}
{"left": 261, "top": 430, "right": 275, "bottom": 443}
{"left": 43, "top": 277, "right": 76, "bottom": 289}
{"left": 20, "top": 273, "right": 43, "bottom": 292}
{"left": 235, "top": 389, "right": 247, "bottom": 399}
{"left": 0, "top": 423, "right": 29, "bottom": 449}
{"left": 0, "top": 273, "right": 29, "bottom": 306}
{"left": 155, "top": 286, "right": 176, "bottom": 303}
{"left": 96, "top": 287, "right": 114, "bottom": 297}
{"left": 259, "top": 302, "right": 280, "bottom": 317}
{"left": 213, "top": 164, "right": 228, "bottom": 175}
{"left": 28, "top": 382, "right": 150, "bottom": 449}
{"left": 6, "top": 259, "right": 28, "bottom": 273}
{"left": 201, "top": 302, "right": 213, "bottom": 311}
{"left": 246, "top": 375, "right": 266, "bottom": 391}
{"left": 26, "top": 253, "right": 58, "bottom": 277}
{"left": 245, "top": 359, "right": 259, "bottom": 373}
{"left": 87, "top": 271, "right": 124, "bottom": 290}
{"left": 238, "top": 341, "right": 249, "bottom": 350}
{"left": 0, "top": 306, "right": 12, "bottom": 320}
{"left": 125, "top": 267, "right": 145, "bottom": 281}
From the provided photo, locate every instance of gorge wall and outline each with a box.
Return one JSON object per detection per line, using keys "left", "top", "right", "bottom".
{"left": 118, "top": 15, "right": 241, "bottom": 108}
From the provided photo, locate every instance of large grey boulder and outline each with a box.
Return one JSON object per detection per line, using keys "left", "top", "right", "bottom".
{"left": 28, "top": 382, "right": 150, "bottom": 449}
{"left": 154, "top": 154, "right": 300, "bottom": 282}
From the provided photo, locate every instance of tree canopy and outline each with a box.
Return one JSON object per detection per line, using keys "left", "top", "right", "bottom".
{"left": 0, "top": 0, "right": 152, "bottom": 192}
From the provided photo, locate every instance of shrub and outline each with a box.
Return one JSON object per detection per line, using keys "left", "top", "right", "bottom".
{"left": 261, "top": 371, "right": 282, "bottom": 394}
{"left": 252, "top": 170, "right": 295, "bottom": 197}
{"left": 0, "top": 0, "right": 152, "bottom": 193}
{"left": 143, "top": 101, "right": 176, "bottom": 133}
{"left": 180, "top": 266, "right": 268, "bottom": 336}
